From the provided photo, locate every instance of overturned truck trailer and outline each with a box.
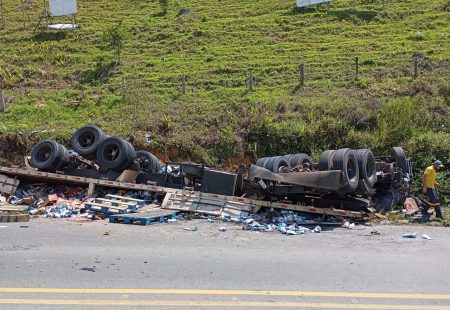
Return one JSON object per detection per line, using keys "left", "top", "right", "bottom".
{"left": 246, "top": 147, "right": 412, "bottom": 213}
{"left": 22, "top": 126, "right": 413, "bottom": 216}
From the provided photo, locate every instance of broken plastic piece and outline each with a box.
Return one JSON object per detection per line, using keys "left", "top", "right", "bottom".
{"left": 183, "top": 226, "right": 198, "bottom": 231}
{"left": 422, "top": 234, "right": 433, "bottom": 240}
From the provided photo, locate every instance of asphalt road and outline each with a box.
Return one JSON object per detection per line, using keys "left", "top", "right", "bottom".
{"left": 0, "top": 218, "right": 450, "bottom": 309}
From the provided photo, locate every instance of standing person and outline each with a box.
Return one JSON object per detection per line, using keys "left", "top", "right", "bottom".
{"left": 422, "top": 160, "right": 445, "bottom": 219}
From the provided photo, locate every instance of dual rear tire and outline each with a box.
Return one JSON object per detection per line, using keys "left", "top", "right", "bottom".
{"left": 30, "top": 140, "right": 70, "bottom": 172}
{"left": 96, "top": 136, "right": 136, "bottom": 171}
{"left": 72, "top": 126, "right": 137, "bottom": 171}
{"left": 319, "top": 148, "right": 377, "bottom": 193}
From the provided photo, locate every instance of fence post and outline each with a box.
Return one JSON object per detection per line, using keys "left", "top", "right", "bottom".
{"left": 0, "top": 0, "right": 4, "bottom": 29}
{"left": 355, "top": 57, "right": 359, "bottom": 80}
{"left": 414, "top": 58, "right": 419, "bottom": 79}
{"left": 299, "top": 63, "right": 305, "bottom": 87}
{"left": 0, "top": 77, "right": 5, "bottom": 112}
{"left": 22, "top": 3, "right": 27, "bottom": 30}
{"left": 181, "top": 75, "right": 186, "bottom": 94}
{"left": 248, "top": 70, "right": 254, "bottom": 91}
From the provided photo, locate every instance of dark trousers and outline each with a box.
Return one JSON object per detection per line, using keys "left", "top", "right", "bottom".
{"left": 426, "top": 188, "right": 443, "bottom": 219}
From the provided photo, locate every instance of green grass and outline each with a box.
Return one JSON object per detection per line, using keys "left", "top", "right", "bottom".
{"left": 0, "top": 0, "right": 449, "bottom": 181}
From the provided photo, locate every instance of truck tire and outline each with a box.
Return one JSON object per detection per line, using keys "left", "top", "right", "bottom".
{"left": 355, "top": 149, "right": 377, "bottom": 188}
{"left": 255, "top": 157, "right": 269, "bottom": 168}
{"left": 30, "top": 140, "right": 65, "bottom": 171}
{"left": 125, "top": 140, "right": 137, "bottom": 162}
{"left": 97, "top": 136, "right": 135, "bottom": 171}
{"left": 263, "top": 157, "right": 275, "bottom": 170}
{"left": 136, "top": 150, "right": 161, "bottom": 173}
{"left": 286, "top": 153, "right": 311, "bottom": 168}
{"left": 333, "top": 148, "right": 359, "bottom": 193}
{"left": 70, "top": 125, "right": 105, "bottom": 159}
{"left": 265, "top": 156, "right": 290, "bottom": 173}
{"left": 390, "top": 146, "right": 407, "bottom": 186}
{"left": 319, "top": 150, "right": 336, "bottom": 171}
{"left": 390, "top": 147, "right": 407, "bottom": 172}
{"left": 54, "top": 143, "right": 70, "bottom": 171}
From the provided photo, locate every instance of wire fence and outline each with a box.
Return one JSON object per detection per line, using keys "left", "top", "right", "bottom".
{"left": 123, "top": 52, "right": 446, "bottom": 95}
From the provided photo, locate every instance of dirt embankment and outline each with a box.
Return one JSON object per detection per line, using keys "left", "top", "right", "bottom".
{"left": 0, "top": 134, "right": 253, "bottom": 171}
{"left": 0, "top": 133, "right": 38, "bottom": 166}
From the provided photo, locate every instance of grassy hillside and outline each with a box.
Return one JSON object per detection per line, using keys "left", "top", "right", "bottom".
{"left": 0, "top": 0, "right": 449, "bottom": 180}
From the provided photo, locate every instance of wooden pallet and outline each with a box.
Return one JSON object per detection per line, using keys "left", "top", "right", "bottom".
{"left": 0, "top": 204, "right": 29, "bottom": 212}
{"left": 84, "top": 194, "right": 147, "bottom": 215}
{"left": 0, "top": 213, "right": 30, "bottom": 222}
{"left": 0, "top": 174, "right": 19, "bottom": 196}
{"left": 85, "top": 202, "right": 128, "bottom": 215}
{"left": 95, "top": 198, "right": 138, "bottom": 209}
{"left": 161, "top": 190, "right": 254, "bottom": 216}
{"left": 105, "top": 194, "right": 146, "bottom": 205}
{"left": 161, "top": 190, "right": 366, "bottom": 219}
{"left": 109, "top": 209, "right": 177, "bottom": 225}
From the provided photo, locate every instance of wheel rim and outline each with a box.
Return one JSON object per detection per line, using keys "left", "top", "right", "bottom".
{"left": 79, "top": 132, "right": 96, "bottom": 148}
{"left": 103, "top": 144, "right": 120, "bottom": 161}
{"left": 138, "top": 156, "right": 151, "bottom": 170}
{"left": 36, "top": 146, "right": 52, "bottom": 163}
{"left": 347, "top": 158, "right": 357, "bottom": 180}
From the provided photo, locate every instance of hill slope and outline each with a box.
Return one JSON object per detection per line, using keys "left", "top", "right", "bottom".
{"left": 0, "top": 0, "right": 449, "bottom": 176}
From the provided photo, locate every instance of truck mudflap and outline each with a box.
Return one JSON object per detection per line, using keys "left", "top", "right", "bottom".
{"left": 248, "top": 165, "right": 345, "bottom": 191}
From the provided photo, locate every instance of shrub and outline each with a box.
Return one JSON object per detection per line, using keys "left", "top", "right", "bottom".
{"left": 411, "top": 32, "right": 426, "bottom": 41}
{"left": 102, "top": 21, "right": 128, "bottom": 64}
{"left": 376, "top": 98, "right": 422, "bottom": 145}
{"left": 362, "top": 59, "right": 375, "bottom": 65}
{"left": 354, "top": 78, "right": 368, "bottom": 89}
{"left": 159, "top": 0, "right": 169, "bottom": 15}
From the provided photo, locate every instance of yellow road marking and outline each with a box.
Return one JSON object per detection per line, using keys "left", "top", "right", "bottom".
{"left": 0, "top": 299, "right": 449, "bottom": 309}
{"left": 0, "top": 288, "right": 449, "bottom": 300}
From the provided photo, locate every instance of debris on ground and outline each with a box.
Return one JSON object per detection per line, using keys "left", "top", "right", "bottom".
{"left": 1, "top": 180, "right": 358, "bottom": 236}
{"left": 342, "top": 220, "right": 355, "bottom": 229}
{"left": 422, "top": 234, "right": 434, "bottom": 240}
{"left": 183, "top": 226, "right": 198, "bottom": 231}
{"left": 79, "top": 267, "right": 96, "bottom": 272}
{"left": 402, "top": 233, "right": 417, "bottom": 238}
{"left": 1, "top": 183, "right": 160, "bottom": 222}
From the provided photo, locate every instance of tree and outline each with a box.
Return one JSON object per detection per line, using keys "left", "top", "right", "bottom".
{"left": 103, "top": 21, "right": 127, "bottom": 64}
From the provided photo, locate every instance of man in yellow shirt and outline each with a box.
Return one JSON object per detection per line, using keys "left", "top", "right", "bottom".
{"left": 422, "top": 160, "right": 444, "bottom": 219}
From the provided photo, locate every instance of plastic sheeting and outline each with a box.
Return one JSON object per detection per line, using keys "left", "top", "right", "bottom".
{"left": 296, "top": 0, "right": 333, "bottom": 8}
